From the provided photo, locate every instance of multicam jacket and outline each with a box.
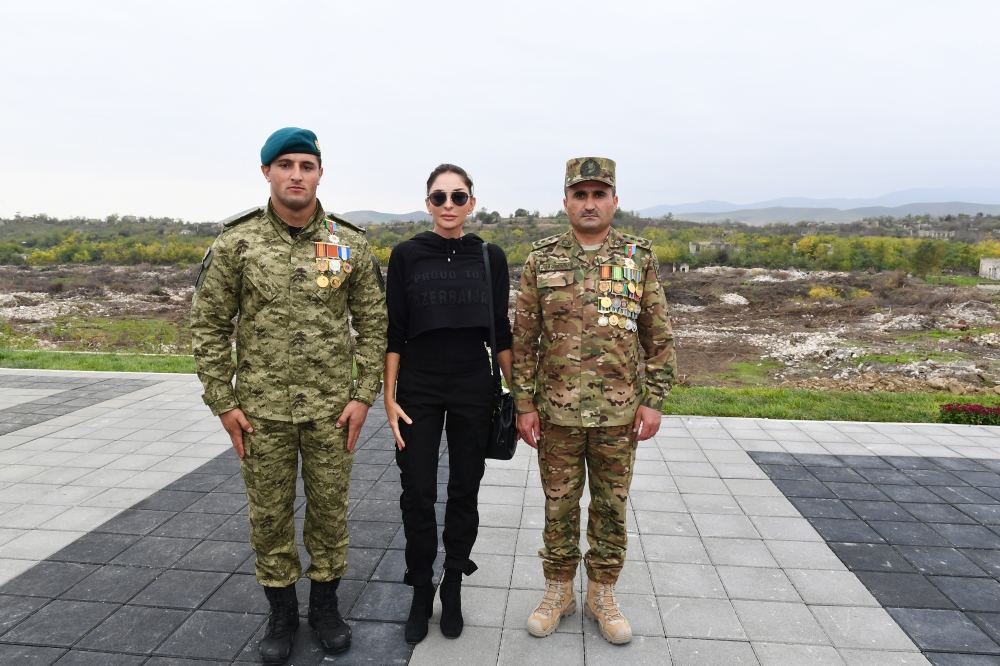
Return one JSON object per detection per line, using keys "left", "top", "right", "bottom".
{"left": 190, "top": 201, "right": 387, "bottom": 423}
{"left": 512, "top": 227, "right": 676, "bottom": 428}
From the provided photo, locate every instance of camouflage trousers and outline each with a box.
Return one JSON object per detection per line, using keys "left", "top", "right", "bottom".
{"left": 537, "top": 422, "right": 637, "bottom": 584}
{"left": 240, "top": 414, "right": 352, "bottom": 587}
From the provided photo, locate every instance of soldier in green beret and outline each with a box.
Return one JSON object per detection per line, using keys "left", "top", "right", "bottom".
{"left": 513, "top": 157, "right": 676, "bottom": 645}
{"left": 190, "top": 127, "right": 387, "bottom": 663}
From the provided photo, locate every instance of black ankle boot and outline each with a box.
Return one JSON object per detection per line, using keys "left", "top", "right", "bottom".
{"left": 439, "top": 570, "right": 464, "bottom": 638}
{"left": 308, "top": 579, "right": 351, "bottom": 654}
{"left": 260, "top": 584, "right": 299, "bottom": 665}
{"left": 404, "top": 583, "right": 435, "bottom": 644}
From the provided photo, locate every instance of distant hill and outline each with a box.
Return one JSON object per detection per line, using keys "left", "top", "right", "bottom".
{"left": 338, "top": 210, "right": 430, "bottom": 225}
{"left": 640, "top": 188, "right": 1000, "bottom": 223}
{"left": 659, "top": 203, "right": 1000, "bottom": 225}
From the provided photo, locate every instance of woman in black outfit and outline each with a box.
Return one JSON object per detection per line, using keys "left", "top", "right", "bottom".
{"left": 384, "top": 164, "right": 512, "bottom": 644}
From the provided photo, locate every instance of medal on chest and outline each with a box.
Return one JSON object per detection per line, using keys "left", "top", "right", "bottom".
{"left": 313, "top": 218, "right": 353, "bottom": 288}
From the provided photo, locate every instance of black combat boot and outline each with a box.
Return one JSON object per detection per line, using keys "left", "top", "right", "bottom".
{"left": 439, "top": 570, "right": 464, "bottom": 638}
{"left": 260, "top": 584, "right": 299, "bottom": 665}
{"left": 404, "top": 583, "right": 435, "bottom": 644}
{"left": 308, "top": 578, "right": 351, "bottom": 654}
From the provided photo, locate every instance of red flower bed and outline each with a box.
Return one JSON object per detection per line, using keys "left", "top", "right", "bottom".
{"left": 939, "top": 403, "right": 1000, "bottom": 426}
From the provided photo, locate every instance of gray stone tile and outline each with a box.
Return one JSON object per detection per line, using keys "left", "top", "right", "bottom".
{"left": 814, "top": 606, "right": 922, "bottom": 651}
{"left": 648, "top": 562, "right": 726, "bottom": 598}
{"left": 896, "top": 546, "right": 988, "bottom": 577}
{"left": 666, "top": 638, "right": 757, "bottom": 664}
{"left": 0, "top": 560, "right": 97, "bottom": 597}
{"left": 735, "top": 495, "right": 801, "bottom": 517}
{"left": 155, "top": 609, "right": 265, "bottom": 661}
{"left": 888, "top": 607, "right": 1000, "bottom": 654}
{"left": 732, "top": 600, "right": 829, "bottom": 645}
{"left": 350, "top": 581, "right": 415, "bottom": 623}
{"left": 704, "top": 538, "right": 778, "bottom": 568}
{"left": 750, "top": 516, "right": 822, "bottom": 541}
{"left": 584, "top": 633, "right": 672, "bottom": 665}
{"left": 497, "top": 628, "right": 583, "bottom": 665}
{"left": 3, "top": 599, "right": 118, "bottom": 647}
{"left": 682, "top": 493, "right": 743, "bottom": 515}
{"left": 785, "top": 569, "right": 878, "bottom": 606}
{"left": 62, "top": 564, "right": 161, "bottom": 604}
{"left": 753, "top": 642, "right": 843, "bottom": 665}
{"left": 855, "top": 571, "right": 955, "bottom": 609}
{"left": 0, "top": 644, "right": 67, "bottom": 664}
{"left": 635, "top": 510, "right": 698, "bottom": 537}
{"left": 0, "top": 593, "right": 47, "bottom": 633}
{"left": 929, "top": 576, "right": 1000, "bottom": 612}
{"left": 429, "top": 584, "right": 507, "bottom": 628}
{"left": 409, "top": 625, "right": 501, "bottom": 666}
{"left": 111, "top": 536, "right": 198, "bottom": 568}
{"left": 76, "top": 604, "right": 188, "bottom": 654}
{"left": 132, "top": 569, "right": 228, "bottom": 609}
{"left": 640, "top": 535, "right": 710, "bottom": 564}
{"left": 766, "top": 540, "right": 844, "bottom": 570}
{"left": 692, "top": 514, "right": 760, "bottom": 539}
{"left": 659, "top": 596, "right": 746, "bottom": 640}
{"left": 837, "top": 649, "right": 929, "bottom": 665}
{"left": 629, "top": 491, "right": 686, "bottom": 512}
{"left": 717, "top": 566, "right": 800, "bottom": 602}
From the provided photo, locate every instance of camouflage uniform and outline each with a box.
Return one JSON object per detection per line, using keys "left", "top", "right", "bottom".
{"left": 513, "top": 160, "right": 675, "bottom": 584}
{"left": 190, "top": 201, "right": 387, "bottom": 587}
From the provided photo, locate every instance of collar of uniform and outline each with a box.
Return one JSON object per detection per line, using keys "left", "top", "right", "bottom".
{"left": 565, "top": 226, "right": 625, "bottom": 265}
{"left": 265, "top": 199, "right": 326, "bottom": 243}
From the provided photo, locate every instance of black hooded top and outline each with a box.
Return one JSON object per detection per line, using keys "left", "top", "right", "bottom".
{"left": 386, "top": 231, "right": 512, "bottom": 371}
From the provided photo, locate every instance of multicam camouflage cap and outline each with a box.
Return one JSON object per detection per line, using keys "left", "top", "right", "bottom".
{"left": 565, "top": 157, "right": 616, "bottom": 189}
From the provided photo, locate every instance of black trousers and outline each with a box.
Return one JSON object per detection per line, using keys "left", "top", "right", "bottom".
{"left": 395, "top": 361, "right": 493, "bottom": 586}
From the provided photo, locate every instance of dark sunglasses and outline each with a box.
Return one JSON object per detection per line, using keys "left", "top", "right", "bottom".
{"left": 427, "top": 190, "right": 470, "bottom": 207}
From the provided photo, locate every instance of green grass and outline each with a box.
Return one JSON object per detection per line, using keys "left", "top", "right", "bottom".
{"left": 48, "top": 316, "right": 187, "bottom": 353}
{"left": 924, "top": 275, "right": 1000, "bottom": 287}
{"left": 898, "top": 327, "right": 992, "bottom": 342}
{"left": 662, "top": 386, "right": 1000, "bottom": 423}
{"left": 707, "top": 360, "right": 783, "bottom": 386}
{"left": 0, "top": 348, "right": 195, "bottom": 373}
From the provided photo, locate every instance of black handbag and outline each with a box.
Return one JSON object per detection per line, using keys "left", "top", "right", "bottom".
{"left": 482, "top": 242, "right": 517, "bottom": 460}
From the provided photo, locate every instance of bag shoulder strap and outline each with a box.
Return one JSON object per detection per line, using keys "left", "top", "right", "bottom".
{"left": 482, "top": 242, "right": 502, "bottom": 394}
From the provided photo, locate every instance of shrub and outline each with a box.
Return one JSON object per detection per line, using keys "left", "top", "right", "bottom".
{"left": 939, "top": 402, "right": 1000, "bottom": 426}
{"left": 807, "top": 285, "right": 839, "bottom": 300}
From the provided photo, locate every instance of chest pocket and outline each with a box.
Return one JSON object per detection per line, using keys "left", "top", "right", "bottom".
{"left": 241, "top": 266, "right": 280, "bottom": 320}
{"left": 537, "top": 270, "right": 575, "bottom": 288}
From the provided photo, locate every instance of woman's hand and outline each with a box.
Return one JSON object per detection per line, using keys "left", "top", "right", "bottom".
{"left": 385, "top": 398, "right": 413, "bottom": 450}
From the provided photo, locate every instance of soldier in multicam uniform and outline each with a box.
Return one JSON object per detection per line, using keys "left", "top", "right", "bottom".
{"left": 190, "top": 127, "right": 387, "bottom": 664}
{"left": 513, "top": 157, "right": 676, "bottom": 645}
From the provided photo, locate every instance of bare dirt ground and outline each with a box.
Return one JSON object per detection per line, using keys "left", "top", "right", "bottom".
{"left": 1, "top": 264, "right": 998, "bottom": 395}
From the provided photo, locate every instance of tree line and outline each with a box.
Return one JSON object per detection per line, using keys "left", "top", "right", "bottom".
{"left": 2, "top": 213, "right": 998, "bottom": 276}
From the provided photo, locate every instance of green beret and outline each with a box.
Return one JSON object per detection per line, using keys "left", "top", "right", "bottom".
{"left": 260, "top": 127, "right": 321, "bottom": 165}
{"left": 565, "top": 156, "right": 615, "bottom": 188}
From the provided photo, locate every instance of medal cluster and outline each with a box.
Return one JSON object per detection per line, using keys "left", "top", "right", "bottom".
{"left": 314, "top": 220, "right": 352, "bottom": 289}
{"left": 596, "top": 256, "right": 643, "bottom": 331}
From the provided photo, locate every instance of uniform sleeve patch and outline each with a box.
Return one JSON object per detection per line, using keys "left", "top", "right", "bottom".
{"left": 195, "top": 248, "right": 213, "bottom": 291}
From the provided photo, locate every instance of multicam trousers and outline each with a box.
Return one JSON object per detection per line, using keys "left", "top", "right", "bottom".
{"left": 240, "top": 414, "right": 353, "bottom": 587}
{"left": 537, "top": 422, "right": 637, "bottom": 584}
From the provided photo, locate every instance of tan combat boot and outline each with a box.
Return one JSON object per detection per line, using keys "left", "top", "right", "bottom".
{"left": 585, "top": 579, "right": 632, "bottom": 644}
{"left": 526, "top": 578, "right": 576, "bottom": 637}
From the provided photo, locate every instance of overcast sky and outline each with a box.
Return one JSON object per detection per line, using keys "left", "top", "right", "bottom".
{"left": 1, "top": 1, "right": 998, "bottom": 221}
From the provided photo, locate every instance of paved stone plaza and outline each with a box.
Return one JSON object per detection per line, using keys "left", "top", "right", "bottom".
{"left": 1, "top": 368, "right": 999, "bottom": 664}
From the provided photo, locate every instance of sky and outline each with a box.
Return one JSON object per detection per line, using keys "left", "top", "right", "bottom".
{"left": 1, "top": 1, "right": 998, "bottom": 221}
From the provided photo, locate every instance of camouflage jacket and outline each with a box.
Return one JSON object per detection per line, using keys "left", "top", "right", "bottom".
{"left": 512, "top": 227, "right": 676, "bottom": 427}
{"left": 190, "top": 201, "right": 387, "bottom": 423}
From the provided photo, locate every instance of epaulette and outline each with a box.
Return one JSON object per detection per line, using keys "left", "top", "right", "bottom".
{"left": 327, "top": 212, "right": 367, "bottom": 234}
{"left": 531, "top": 234, "right": 561, "bottom": 250}
{"left": 221, "top": 207, "right": 263, "bottom": 229}
{"left": 621, "top": 232, "right": 652, "bottom": 250}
